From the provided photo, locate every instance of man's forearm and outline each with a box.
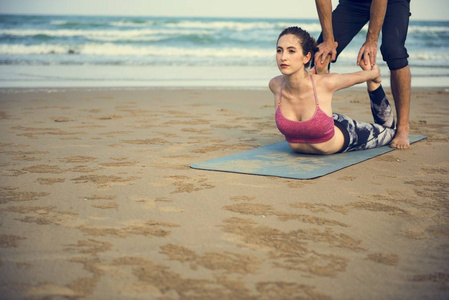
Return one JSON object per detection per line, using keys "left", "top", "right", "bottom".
{"left": 315, "top": 0, "right": 334, "bottom": 42}
{"left": 367, "top": 0, "right": 388, "bottom": 42}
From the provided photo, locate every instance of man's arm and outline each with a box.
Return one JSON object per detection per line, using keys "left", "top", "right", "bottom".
{"left": 315, "top": 0, "right": 338, "bottom": 63}
{"left": 357, "top": 0, "right": 388, "bottom": 67}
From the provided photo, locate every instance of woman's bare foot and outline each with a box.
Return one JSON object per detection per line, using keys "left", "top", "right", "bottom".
{"left": 360, "top": 61, "right": 381, "bottom": 91}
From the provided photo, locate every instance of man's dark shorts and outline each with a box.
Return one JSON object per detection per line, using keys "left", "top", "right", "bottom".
{"left": 317, "top": 0, "right": 411, "bottom": 71}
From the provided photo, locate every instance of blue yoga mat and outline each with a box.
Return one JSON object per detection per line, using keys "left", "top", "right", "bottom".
{"left": 190, "top": 135, "right": 427, "bottom": 179}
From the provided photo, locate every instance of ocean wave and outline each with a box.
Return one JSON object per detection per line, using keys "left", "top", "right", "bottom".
{"left": 0, "top": 44, "right": 69, "bottom": 55}
{"left": 275, "top": 23, "right": 325, "bottom": 33}
{"left": 49, "top": 19, "right": 110, "bottom": 29}
{"left": 51, "top": 18, "right": 161, "bottom": 28}
{"left": 109, "top": 20, "right": 157, "bottom": 27}
{"left": 79, "top": 45, "right": 273, "bottom": 58}
{"left": 0, "top": 28, "right": 215, "bottom": 39}
{"left": 1, "top": 16, "right": 448, "bottom": 68}
{"left": 162, "top": 20, "right": 325, "bottom": 33}
{"left": 4, "top": 21, "right": 446, "bottom": 41}
{"left": 165, "top": 20, "right": 274, "bottom": 31}
{"left": 2, "top": 43, "right": 448, "bottom": 64}
{"left": 408, "top": 25, "right": 449, "bottom": 34}
{"left": 409, "top": 52, "right": 449, "bottom": 61}
{"left": 50, "top": 20, "right": 68, "bottom": 25}
{"left": 0, "top": 43, "right": 273, "bottom": 58}
{"left": 0, "top": 22, "right": 322, "bottom": 37}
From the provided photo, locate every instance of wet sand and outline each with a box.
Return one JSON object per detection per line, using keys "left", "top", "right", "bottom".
{"left": 0, "top": 86, "right": 448, "bottom": 299}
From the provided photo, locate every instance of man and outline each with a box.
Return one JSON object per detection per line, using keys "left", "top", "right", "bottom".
{"left": 314, "top": 0, "right": 411, "bottom": 149}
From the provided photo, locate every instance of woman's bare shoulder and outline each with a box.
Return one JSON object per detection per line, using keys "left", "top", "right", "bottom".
{"left": 313, "top": 73, "right": 341, "bottom": 91}
{"left": 269, "top": 76, "right": 283, "bottom": 93}
{"left": 314, "top": 72, "right": 340, "bottom": 82}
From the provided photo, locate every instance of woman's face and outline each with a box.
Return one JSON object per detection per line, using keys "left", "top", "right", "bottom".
{"left": 276, "top": 34, "right": 310, "bottom": 75}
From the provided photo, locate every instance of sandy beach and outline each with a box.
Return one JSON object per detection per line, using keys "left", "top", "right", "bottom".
{"left": 0, "top": 86, "right": 448, "bottom": 299}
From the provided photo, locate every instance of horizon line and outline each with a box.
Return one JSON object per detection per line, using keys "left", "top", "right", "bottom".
{"left": 0, "top": 12, "right": 448, "bottom": 22}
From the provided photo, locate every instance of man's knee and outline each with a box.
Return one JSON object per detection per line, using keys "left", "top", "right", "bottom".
{"left": 385, "top": 58, "right": 409, "bottom": 71}
{"left": 380, "top": 44, "right": 409, "bottom": 70}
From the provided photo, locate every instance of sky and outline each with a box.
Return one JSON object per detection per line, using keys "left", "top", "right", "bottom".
{"left": 0, "top": 0, "right": 448, "bottom": 21}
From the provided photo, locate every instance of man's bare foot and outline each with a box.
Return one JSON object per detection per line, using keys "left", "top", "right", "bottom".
{"left": 390, "top": 128, "right": 410, "bottom": 149}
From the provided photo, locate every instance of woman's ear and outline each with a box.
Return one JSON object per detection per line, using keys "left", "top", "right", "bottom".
{"left": 304, "top": 52, "right": 312, "bottom": 65}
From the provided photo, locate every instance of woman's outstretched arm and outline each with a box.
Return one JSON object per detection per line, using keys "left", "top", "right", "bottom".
{"left": 322, "top": 65, "right": 381, "bottom": 92}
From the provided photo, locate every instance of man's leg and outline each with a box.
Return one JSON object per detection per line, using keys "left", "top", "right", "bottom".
{"left": 390, "top": 65, "right": 411, "bottom": 149}
{"left": 380, "top": 0, "right": 411, "bottom": 149}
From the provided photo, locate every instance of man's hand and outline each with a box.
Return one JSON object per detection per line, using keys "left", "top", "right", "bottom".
{"left": 314, "top": 54, "right": 331, "bottom": 75}
{"left": 314, "top": 41, "right": 338, "bottom": 65}
{"left": 356, "top": 0, "right": 387, "bottom": 67}
{"left": 357, "top": 40, "right": 378, "bottom": 68}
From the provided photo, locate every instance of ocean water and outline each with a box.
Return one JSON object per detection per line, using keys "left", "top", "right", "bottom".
{"left": 0, "top": 14, "right": 448, "bottom": 88}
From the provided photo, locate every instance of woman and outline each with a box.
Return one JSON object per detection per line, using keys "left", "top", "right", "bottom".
{"left": 269, "top": 26, "right": 396, "bottom": 155}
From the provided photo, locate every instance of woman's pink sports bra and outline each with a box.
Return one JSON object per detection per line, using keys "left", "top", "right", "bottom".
{"left": 275, "top": 75, "right": 335, "bottom": 144}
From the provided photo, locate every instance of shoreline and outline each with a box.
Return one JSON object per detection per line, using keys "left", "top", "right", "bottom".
{"left": 1, "top": 86, "right": 448, "bottom": 99}
{"left": 1, "top": 85, "right": 448, "bottom": 93}
{"left": 1, "top": 64, "right": 448, "bottom": 90}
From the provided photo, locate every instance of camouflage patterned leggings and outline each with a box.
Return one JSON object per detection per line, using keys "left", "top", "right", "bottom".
{"left": 333, "top": 85, "right": 396, "bottom": 152}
